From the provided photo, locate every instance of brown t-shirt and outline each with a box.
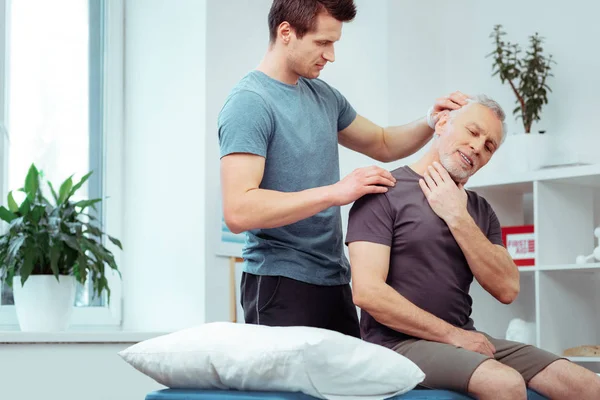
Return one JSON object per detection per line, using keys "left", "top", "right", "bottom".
{"left": 345, "top": 165, "right": 504, "bottom": 349}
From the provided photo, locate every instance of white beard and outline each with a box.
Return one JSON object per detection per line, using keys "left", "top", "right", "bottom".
{"left": 440, "top": 151, "right": 471, "bottom": 182}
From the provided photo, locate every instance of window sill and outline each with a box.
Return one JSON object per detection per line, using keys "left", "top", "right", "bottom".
{"left": 0, "top": 330, "right": 168, "bottom": 344}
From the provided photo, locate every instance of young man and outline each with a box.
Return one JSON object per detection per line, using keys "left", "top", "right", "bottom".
{"left": 218, "top": 0, "right": 468, "bottom": 337}
{"left": 346, "top": 95, "right": 600, "bottom": 399}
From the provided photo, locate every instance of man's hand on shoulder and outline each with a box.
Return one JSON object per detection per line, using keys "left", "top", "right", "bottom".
{"left": 427, "top": 91, "right": 470, "bottom": 129}
{"left": 418, "top": 161, "right": 468, "bottom": 225}
{"left": 331, "top": 166, "right": 396, "bottom": 206}
{"left": 447, "top": 327, "right": 496, "bottom": 357}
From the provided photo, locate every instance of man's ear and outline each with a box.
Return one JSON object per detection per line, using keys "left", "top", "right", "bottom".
{"left": 435, "top": 110, "right": 450, "bottom": 135}
{"left": 278, "top": 22, "right": 292, "bottom": 44}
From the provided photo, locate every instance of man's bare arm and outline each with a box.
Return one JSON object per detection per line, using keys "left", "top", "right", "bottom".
{"left": 221, "top": 153, "right": 395, "bottom": 233}
{"left": 447, "top": 216, "right": 520, "bottom": 304}
{"left": 349, "top": 241, "right": 496, "bottom": 356}
{"left": 420, "top": 162, "right": 519, "bottom": 304}
{"left": 338, "top": 92, "right": 469, "bottom": 163}
{"left": 338, "top": 115, "right": 434, "bottom": 163}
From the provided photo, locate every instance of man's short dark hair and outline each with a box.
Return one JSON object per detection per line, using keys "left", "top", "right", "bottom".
{"left": 268, "top": 0, "right": 356, "bottom": 43}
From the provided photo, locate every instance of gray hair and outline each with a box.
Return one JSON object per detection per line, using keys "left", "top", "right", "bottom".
{"left": 464, "top": 94, "right": 507, "bottom": 144}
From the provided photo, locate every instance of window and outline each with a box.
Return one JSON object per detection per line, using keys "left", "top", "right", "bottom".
{"left": 0, "top": 0, "right": 124, "bottom": 327}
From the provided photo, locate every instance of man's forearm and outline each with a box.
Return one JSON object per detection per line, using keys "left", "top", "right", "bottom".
{"left": 356, "top": 282, "right": 457, "bottom": 344}
{"left": 224, "top": 186, "right": 336, "bottom": 234}
{"left": 382, "top": 117, "right": 434, "bottom": 161}
{"left": 447, "top": 214, "right": 519, "bottom": 304}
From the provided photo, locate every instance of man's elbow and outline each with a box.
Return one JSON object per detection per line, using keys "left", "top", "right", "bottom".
{"left": 373, "top": 146, "right": 397, "bottom": 163}
{"left": 372, "top": 150, "right": 394, "bottom": 164}
{"left": 352, "top": 284, "right": 377, "bottom": 311}
{"left": 352, "top": 290, "right": 368, "bottom": 310}
{"left": 223, "top": 208, "right": 246, "bottom": 234}
{"left": 498, "top": 280, "right": 520, "bottom": 305}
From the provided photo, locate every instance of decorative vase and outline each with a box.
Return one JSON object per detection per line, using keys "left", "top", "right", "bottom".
{"left": 480, "top": 132, "right": 547, "bottom": 177}
{"left": 12, "top": 275, "right": 76, "bottom": 332}
{"left": 504, "top": 132, "right": 547, "bottom": 172}
{"left": 502, "top": 131, "right": 593, "bottom": 172}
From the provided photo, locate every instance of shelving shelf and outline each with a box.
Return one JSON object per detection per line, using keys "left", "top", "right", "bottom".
{"left": 467, "top": 163, "right": 600, "bottom": 190}
{"left": 537, "top": 263, "right": 600, "bottom": 272}
{"left": 466, "top": 163, "right": 600, "bottom": 373}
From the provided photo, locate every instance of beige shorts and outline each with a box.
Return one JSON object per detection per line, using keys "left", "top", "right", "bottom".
{"left": 392, "top": 332, "right": 564, "bottom": 393}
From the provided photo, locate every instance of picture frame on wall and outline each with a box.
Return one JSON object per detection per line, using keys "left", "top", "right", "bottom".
{"left": 501, "top": 225, "right": 535, "bottom": 266}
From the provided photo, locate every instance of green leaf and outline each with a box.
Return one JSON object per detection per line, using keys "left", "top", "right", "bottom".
{"left": 76, "top": 254, "right": 88, "bottom": 284}
{"left": 18, "top": 197, "right": 31, "bottom": 217}
{"left": 47, "top": 181, "right": 59, "bottom": 204}
{"left": 4, "top": 267, "right": 15, "bottom": 287}
{"left": 58, "top": 175, "right": 74, "bottom": 204}
{"left": 9, "top": 216, "right": 24, "bottom": 231}
{"left": 7, "top": 235, "right": 26, "bottom": 267}
{"left": 75, "top": 198, "right": 102, "bottom": 211}
{"left": 31, "top": 205, "right": 46, "bottom": 224}
{"left": 69, "top": 171, "right": 93, "bottom": 197}
{"left": 59, "top": 233, "right": 80, "bottom": 252}
{"left": 0, "top": 206, "right": 17, "bottom": 223}
{"left": 24, "top": 164, "right": 40, "bottom": 201}
{"left": 7, "top": 191, "right": 19, "bottom": 213}
{"left": 107, "top": 235, "right": 123, "bottom": 250}
{"left": 50, "top": 243, "right": 61, "bottom": 276}
{"left": 20, "top": 240, "right": 36, "bottom": 285}
{"left": 83, "top": 223, "right": 103, "bottom": 239}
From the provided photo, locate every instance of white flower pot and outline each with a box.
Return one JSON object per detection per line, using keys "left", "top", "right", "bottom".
{"left": 494, "top": 132, "right": 593, "bottom": 173}
{"left": 12, "top": 275, "right": 76, "bottom": 332}
{"left": 482, "top": 133, "right": 547, "bottom": 176}
{"left": 506, "top": 133, "right": 547, "bottom": 172}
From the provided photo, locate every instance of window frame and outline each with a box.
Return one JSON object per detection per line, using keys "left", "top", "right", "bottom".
{"left": 0, "top": 0, "right": 125, "bottom": 329}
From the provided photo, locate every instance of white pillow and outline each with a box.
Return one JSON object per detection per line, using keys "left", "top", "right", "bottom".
{"left": 119, "top": 322, "right": 424, "bottom": 400}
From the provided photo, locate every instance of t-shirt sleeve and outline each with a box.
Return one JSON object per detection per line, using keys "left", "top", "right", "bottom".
{"left": 486, "top": 205, "right": 505, "bottom": 247}
{"left": 218, "top": 90, "right": 273, "bottom": 159}
{"left": 329, "top": 85, "right": 357, "bottom": 131}
{"left": 345, "top": 193, "right": 394, "bottom": 247}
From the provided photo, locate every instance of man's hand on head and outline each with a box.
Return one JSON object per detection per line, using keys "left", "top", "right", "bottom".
{"left": 418, "top": 162, "right": 469, "bottom": 225}
{"left": 427, "top": 91, "right": 470, "bottom": 129}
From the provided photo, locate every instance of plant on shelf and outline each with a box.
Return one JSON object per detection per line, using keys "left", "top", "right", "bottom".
{"left": 0, "top": 164, "right": 122, "bottom": 331}
{"left": 487, "top": 24, "right": 555, "bottom": 133}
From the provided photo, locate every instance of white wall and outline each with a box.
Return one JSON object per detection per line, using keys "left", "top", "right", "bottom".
{"left": 0, "top": 344, "right": 163, "bottom": 400}
{"left": 386, "top": 1, "right": 447, "bottom": 166}
{"left": 122, "top": 0, "right": 207, "bottom": 331}
{"left": 203, "top": 0, "right": 391, "bottom": 322}
{"left": 440, "top": 0, "right": 599, "bottom": 138}
{"left": 391, "top": 0, "right": 600, "bottom": 165}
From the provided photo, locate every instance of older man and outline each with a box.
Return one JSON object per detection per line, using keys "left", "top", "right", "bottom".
{"left": 346, "top": 95, "right": 600, "bottom": 400}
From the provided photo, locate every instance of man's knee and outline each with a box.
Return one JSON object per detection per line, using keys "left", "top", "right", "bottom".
{"left": 530, "top": 359, "right": 600, "bottom": 399}
{"left": 468, "top": 360, "right": 526, "bottom": 399}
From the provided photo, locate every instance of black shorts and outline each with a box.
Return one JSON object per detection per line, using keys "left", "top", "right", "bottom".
{"left": 240, "top": 272, "right": 360, "bottom": 338}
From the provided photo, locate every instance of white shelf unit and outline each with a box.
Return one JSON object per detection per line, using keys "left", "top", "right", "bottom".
{"left": 466, "top": 163, "right": 600, "bottom": 373}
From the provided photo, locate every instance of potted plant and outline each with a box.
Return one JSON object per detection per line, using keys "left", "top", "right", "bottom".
{"left": 484, "top": 24, "right": 559, "bottom": 172}
{"left": 0, "top": 164, "right": 122, "bottom": 331}
{"left": 487, "top": 24, "right": 555, "bottom": 134}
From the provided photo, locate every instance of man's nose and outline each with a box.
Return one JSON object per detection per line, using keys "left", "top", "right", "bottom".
{"left": 323, "top": 48, "right": 335, "bottom": 63}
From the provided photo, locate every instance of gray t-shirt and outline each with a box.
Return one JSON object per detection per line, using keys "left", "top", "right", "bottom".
{"left": 345, "top": 165, "right": 504, "bottom": 348}
{"left": 218, "top": 70, "right": 357, "bottom": 286}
